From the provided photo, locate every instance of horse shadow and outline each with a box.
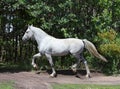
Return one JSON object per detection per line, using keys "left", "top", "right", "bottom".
{"left": 46, "top": 69, "right": 87, "bottom": 77}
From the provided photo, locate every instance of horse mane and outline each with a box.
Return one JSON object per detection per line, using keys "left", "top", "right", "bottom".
{"left": 30, "top": 26, "right": 49, "bottom": 36}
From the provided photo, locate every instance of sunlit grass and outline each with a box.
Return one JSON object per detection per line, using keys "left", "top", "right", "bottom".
{"left": 0, "top": 82, "right": 14, "bottom": 89}
{"left": 53, "top": 84, "right": 120, "bottom": 89}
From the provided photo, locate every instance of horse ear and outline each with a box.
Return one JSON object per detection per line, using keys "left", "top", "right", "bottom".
{"left": 28, "top": 24, "right": 33, "bottom": 29}
{"left": 31, "top": 24, "right": 33, "bottom": 27}
{"left": 28, "top": 24, "right": 31, "bottom": 30}
{"left": 28, "top": 24, "right": 30, "bottom": 27}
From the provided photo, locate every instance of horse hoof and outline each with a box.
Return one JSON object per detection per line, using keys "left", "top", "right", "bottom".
{"left": 34, "top": 66, "right": 39, "bottom": 70}
{"left": 71, "top": 67, "right": 77, "bottom": 73}
{"left": 35, "top": 70, "right": 41, "bottom": 74}
{"left": 73, "top": 69, "right": 77, "bottom": 73}
{"left": 33, "top": 65, "right": 37, "bottom": 68}
{"left": 75, "top": 73, "right": 81, "bottom": 78}
{"left": 50, "top": 75, "right": 54, "bottom": 78}
{"left": 50, "top": 73, "right": 57, "bottom": 78}
{"left": 85, "top": 74, "right": 91, "bottom": 78}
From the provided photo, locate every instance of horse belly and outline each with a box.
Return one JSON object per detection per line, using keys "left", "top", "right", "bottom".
{"left": 40, "top": 38, "right": 70, "bottom": 56}
{"left": 50, "top": 43, "right": 69, "bottom": 56}
{"left": 51, "top": 51, "right": 69, "bottom": 56}
{"left": 51, "top": 47, "right": 69, "bottom": 56}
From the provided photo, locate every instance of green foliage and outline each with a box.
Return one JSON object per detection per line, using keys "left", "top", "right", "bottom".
{"left": 0, "top": 62, "right": 32, "bottom": 71}
{"left": 97, "top": 29, "right": 120, "bottom": 74}
{"left": 91, "top": 9, "right": 112, "bottom": 34}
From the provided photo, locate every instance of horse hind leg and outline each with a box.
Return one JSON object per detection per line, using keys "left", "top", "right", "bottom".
{"left": 71, "top": 54, "right": 81, "bottom": 73}
{"left": 81, "top": 56, "right": 91, "bottom": 78}
{"left": 72, "top": 54, "right": 91, "bottom": 78}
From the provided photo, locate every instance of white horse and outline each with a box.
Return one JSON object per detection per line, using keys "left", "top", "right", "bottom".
{"left": 22, "top": 25, "right": 107, "bottom": 78}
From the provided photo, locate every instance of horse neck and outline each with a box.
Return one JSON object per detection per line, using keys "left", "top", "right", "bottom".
{"left": 31, "top": 27, "right": 49, "bottom": 45}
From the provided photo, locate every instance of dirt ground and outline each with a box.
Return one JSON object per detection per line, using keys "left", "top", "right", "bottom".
{"left": 0, "top": 70, "right": 120, "bottom": 89}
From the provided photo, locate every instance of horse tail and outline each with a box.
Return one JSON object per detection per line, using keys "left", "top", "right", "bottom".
{"left": 83, "top": 39, "right": 107, "bottom": 62}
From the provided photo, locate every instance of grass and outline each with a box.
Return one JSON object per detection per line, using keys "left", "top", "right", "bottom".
{"left": 0, "top": 82, "right": 14, "bottom": 89}
{"left": 52, "top": 84, "right": 120, "bottom": 89}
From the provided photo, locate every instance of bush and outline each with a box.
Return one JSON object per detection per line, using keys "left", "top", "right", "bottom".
{"left": 97, "top": 29, "right": 120, "bottom": 74}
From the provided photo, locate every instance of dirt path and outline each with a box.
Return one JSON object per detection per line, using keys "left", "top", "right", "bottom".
{"left": 0, "top": 71, "right": 120, "bottom": 89}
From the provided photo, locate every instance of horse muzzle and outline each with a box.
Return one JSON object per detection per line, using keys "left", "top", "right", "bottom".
{"left": 22, "top": 37, "right": 27, "bottom": 43}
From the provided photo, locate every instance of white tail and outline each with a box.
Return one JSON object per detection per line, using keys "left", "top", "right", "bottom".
{"left": 83, "top": 39, "right": 107, "bottom": 62}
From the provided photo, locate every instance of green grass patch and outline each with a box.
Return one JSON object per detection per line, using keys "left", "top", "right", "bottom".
{"left": 0, "top": 81, "right": 14, "bottom": 89}
{"left": 52, "top": 84, "right": 120, "bottom": 89}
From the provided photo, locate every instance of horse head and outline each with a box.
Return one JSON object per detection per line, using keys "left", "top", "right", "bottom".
{"left": 22, "top": 25, "right": 34, "bottom": 42}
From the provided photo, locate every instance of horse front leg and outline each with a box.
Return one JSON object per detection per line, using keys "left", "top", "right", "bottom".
{"left": 45, "top": 53, "right": 56, "bottom": 77}
{"left": 32, "top": 53, "right": 41, "bottom": 69}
